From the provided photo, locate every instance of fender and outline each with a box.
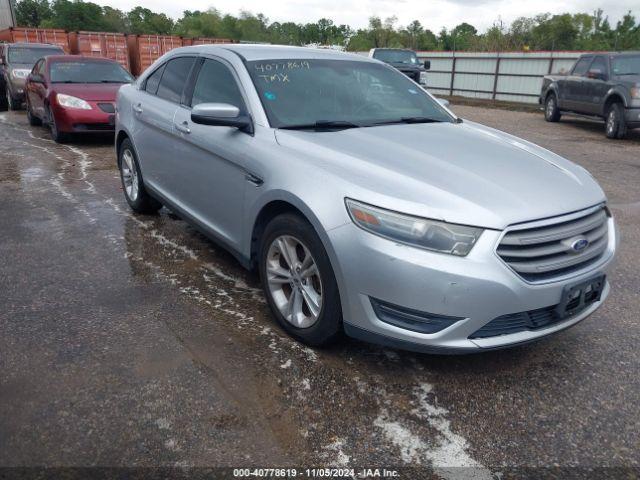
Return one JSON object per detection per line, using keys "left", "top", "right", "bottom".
{"left": 602, "top": 88, "right": 629, "bottom": 116}
{"left": 244, "top": 189, "right": 348, "bottom": 287}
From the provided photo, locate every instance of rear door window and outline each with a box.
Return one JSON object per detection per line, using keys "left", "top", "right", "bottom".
{"left": 156, "top": 57, "right": 196, "bottom": 104}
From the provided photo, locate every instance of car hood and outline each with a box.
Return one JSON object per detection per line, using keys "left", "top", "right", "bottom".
{"left": 52, "top": 83, "right": 124, "bottom": 102}
{"left": 274, "top": 121, "right": 606, "bottom": 229}
{"left": 9, "top": 63, "right": 35, "bottom": 71}
{"left": 612, "top": 74, "right": 640, "bottom": 84}
{"left": 386, "top": 62, "right": 421, "bottom": 70}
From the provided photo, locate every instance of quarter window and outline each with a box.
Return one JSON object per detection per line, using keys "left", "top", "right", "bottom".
{"left": 156, "top": 57, "right": 196, "bottom": 104}
{"left": 145, "top": 64, "right": 165, "bottom": 95}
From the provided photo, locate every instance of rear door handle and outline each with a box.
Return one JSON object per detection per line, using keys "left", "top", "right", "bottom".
{"left": 175, "top": 121, "right": 191, "bottom": 134}
{"left": 133, "top": 103, "right": 143, "bottom": 114}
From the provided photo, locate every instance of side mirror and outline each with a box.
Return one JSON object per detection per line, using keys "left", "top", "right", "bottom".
{"left": 587, "top": 70, "right": 606, "bottom": 81}
{"left": 436, "top": 97, "right": 450, "bottom": 107}
{"left": 28, "top": 73, "right": 45, "bottom": 84}
{"left": 423, "top": 60, "right": 431, "bottom": 70}
{"left": 191, "top": 103, "right": 253, "bottom": 134}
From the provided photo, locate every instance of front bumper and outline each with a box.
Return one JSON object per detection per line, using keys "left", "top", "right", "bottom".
{"left": 52, "top": 101, "right": 116, "bottom": 133}
{"left": 6, "top": 79, "right": 26, "bottom": 101}
{"left": 329, "top": 216, "right": 617, "bottom": 353}
{"left": 623, "top": 107, "right": 640, "bottom": 127}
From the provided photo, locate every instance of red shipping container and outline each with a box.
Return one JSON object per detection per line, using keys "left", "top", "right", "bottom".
{"left": 69, "top": 31, "right": 130, "bottom": 71}
{"left": 0, "top": 27, "right": 70, "bottom": 53}
{"left": 184, "top": 37, "right": 233, "bottom": 46}
{"left": 127, "top": 34, "right": 183, "bottom": 76}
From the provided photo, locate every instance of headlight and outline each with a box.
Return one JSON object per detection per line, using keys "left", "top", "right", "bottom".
{"left": 11, "top": 68, "right": 31, "bottom": 79}
{"left": 631, "top": 87, "right": 640, "bottom": 99}
{"left": 56, "top": 94, "right": 92, "bottom": 110}
{"left": 346, "top": 199, "right": 483, "bottom": 256}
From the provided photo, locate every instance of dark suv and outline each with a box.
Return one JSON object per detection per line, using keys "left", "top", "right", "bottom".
{"left": 368, "top": 48, "right": 430, "bottom": 84}
{"left": 540, "top": 52, "right": 640, "bottom": 139}
{"left": 0, "top": 42, "right": 65, "bottom": 111}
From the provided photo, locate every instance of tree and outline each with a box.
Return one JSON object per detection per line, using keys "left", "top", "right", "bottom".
{"left": 126, "top": 6, "right": 173, "bottom": 35}
{"left": 15, "top": 0, "right": 52, "bottom": 28}
{"left": 43, "top": 0, "right": 108, "bottom": 31}
{"left": 11, "top": 0, "right": 640, "bottom": 52}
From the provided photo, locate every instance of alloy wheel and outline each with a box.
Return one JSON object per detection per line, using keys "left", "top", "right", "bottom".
{"left": 266, "top": 235, "right": 323, "bottom": 328}
{"left": 546, "top": 97, "right": 555, "bottom": 119}
{"left": 121, "top": 149, "right": 139, "bottom": 202}
{"left": 607, "top": 110, "right": 616, "bottom": 136}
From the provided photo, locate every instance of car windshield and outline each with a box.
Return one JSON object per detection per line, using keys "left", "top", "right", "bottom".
{"left": 611, "top": 55, "right": 640, "bottom": 76}
{"left": 246, "top": 59, "right": 453, "bottom": 129}
{"left": 50, "top": 61, "right": 134, "bottom": 84}
{"left": 8, "top": 47, "right": 63, "bottom": 65}
{"left": 373, "top": 50, "right": 418, "bottom": 65}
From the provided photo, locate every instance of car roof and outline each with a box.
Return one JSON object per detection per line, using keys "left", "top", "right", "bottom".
{"left": 6, "top": 42, "right": 64, "bottom": 49}
{"left": 45, "top": 55, "right": 118, "bottom": 63}
{"left": 171, "top": 44, "right": 372, "bottom": 62}
{"left": 608, "top": 51, "right": 640, "bottom": 57}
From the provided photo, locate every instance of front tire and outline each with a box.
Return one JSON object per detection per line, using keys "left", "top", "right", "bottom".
{"left": 544, "top": 93, "right": 561, "bottom": 122}
{"left": 118, "top": 138, "right": 162, "bottom": 214}
{"left": 259, "top": 213, "right": 342, "bottom": 346}
{"left": 26, "top": 98, "right": 41, "bottom": 126}
{"left": 0, "top": 86, "right": 7, "bottom": 111}
{"left": 6, "top": 89, "right": 21, "bottom": 110}
{"left": 46, "top": 105, "right": 69, "bottom": 143}
{"left": 605, "top": 102, "right": 627, "bottom": 139}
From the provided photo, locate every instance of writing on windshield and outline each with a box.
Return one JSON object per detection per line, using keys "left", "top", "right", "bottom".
{"left": 246, "top": 58, "right": 453, "bottom": 129}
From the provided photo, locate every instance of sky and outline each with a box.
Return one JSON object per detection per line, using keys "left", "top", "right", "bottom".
{"left": 93, "top": 0, "right": 638, "bottom": 32}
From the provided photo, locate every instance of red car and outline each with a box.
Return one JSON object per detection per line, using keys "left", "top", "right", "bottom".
{"left": 25, "top": 55, "right": 133, "bottom": 142}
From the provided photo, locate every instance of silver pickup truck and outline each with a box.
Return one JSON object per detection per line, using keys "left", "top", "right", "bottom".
{"left": 540, "top": 52, "right": 640, "bottom": 139}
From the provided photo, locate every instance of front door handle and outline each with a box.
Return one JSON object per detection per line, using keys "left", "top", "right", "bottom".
{"left": 133, "top": 103, "right": 143, "bottom": 114}
{"left": 175, "top": 121, "right": 191, "bottom": 134}
{"left": 245, "top": 172, "right": 263, "bottom": 186}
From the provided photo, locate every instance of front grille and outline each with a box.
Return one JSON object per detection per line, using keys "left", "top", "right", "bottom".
{"left": 98, "top": 103, "right": 115, "bottom": 113}
{"left": 470, "top": 274, "right": 605, "bottom": 339}
{"left": 72, "top": 123, "right": 115, "bottom": 131}
{"left": 469, "top": 307, "right": 558, "bottom": 339}
{"left": 497, "top": 206, "right": 609, "bottom": 282}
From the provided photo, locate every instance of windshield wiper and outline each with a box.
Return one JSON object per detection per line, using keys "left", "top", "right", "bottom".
{"left": 279, "top": 120, "right": 362, "bottom": 131}
{"left": 372, "top": 116, "right": 443, "bottom": 126}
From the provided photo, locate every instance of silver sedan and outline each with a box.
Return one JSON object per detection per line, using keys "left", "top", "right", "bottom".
{"left": 115, "top": 45, "right": 617, "bottom": 353}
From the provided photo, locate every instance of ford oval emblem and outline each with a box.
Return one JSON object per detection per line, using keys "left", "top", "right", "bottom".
{"left": 571, "top": 237, "right": 589, "bottom": 252}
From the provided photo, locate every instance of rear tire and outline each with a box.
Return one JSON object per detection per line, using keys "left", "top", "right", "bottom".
{"left": 544, "top": 93, "right": 561, "bottom": 122}
{"left": 259, "top": 213, "right": 343, "bottom": 347}
{"left": 118, "top": 138, "right": 162, "bottom": 214}
{"left": 605, "top": 102, "right": 627, "bottom": 139}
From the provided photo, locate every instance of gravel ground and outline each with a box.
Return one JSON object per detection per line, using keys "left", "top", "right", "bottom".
{"left": 0, "top": 104, "right": 638, "bottom": 479}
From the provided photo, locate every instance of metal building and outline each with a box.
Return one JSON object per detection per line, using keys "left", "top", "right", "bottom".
{"left": 0, "top": 0, "right": 16, "bottom": 30}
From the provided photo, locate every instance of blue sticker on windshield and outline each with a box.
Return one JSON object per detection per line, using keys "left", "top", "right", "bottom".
{"left": 264, "top": 91, "right": 277, "bottom": 101}
{"left": 408, "top": 88, "right": 418, "bottom": 94}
